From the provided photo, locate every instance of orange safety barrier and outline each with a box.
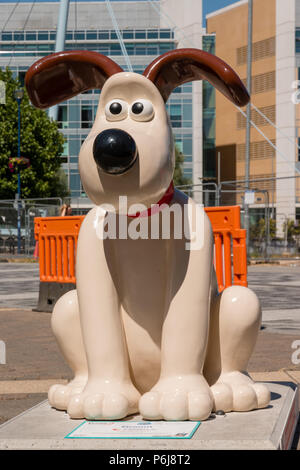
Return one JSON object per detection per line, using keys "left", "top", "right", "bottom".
{"left": 35, "top": 216, "right": 84, "bottom": 284}
{"left": 205, "top": 206, "right": 247, "bottom": 291}
{"left": 34, "top": 206, "right": 247, "bottom": 292}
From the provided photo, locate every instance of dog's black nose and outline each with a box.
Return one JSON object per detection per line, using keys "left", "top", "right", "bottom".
{"left": 93, "top": 129, "right": 137, "bottom": 175}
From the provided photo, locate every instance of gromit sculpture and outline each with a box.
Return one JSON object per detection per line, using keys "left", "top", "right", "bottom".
{"left": 25, "top": 48, "right": 270, "bottom": 421}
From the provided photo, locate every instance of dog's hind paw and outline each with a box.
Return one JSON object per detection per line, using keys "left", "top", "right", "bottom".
{"left": 210, "top": 371, "right": 271, "bottom": 412}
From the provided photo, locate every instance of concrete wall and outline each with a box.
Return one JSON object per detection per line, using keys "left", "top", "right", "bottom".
{"left": 0, "top": 1, "right": 160, "bottom": 31}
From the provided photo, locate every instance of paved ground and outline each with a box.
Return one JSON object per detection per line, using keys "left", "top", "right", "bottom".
{"left": 0, "top": 262, "right": 299, "bottom": 334}
{"left": 248, "top": 265, "right": 300, "bottom": 334}
{"left": 248, "top": 265, "right": 300, "bottom": 310}
{"left": 0, "top": 262, "right": 299, "bottom": 448}
{"left": 0, "top": 262, "right": 39, "bottom": 309}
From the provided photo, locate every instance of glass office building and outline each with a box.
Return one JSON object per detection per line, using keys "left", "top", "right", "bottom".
{"left": 0, "top": 1, "right": 209, "bottom": 202}
{"left": 202, "top": 34, "right": 216, "bottom": 180}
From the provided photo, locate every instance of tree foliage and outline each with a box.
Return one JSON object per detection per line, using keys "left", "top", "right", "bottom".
{"left": 173, "top": 144, "right": 192, "bottom": 187}
{"left": 250, "top": 218, "right": 276, "bottom": 241}
{"left": 282, "top": 219, "right": 300, "bottom": 240}
{"left": 0, "top": 68, "right": 68, "bottom": 200}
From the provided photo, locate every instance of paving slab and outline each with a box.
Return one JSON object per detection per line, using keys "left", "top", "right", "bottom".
{"left": 0, "top": 379, "right": 67, "bottom": 394}
{"left": 0, "top": 382, "right": 298, "bottom": 450}
{"left": 250, "top": 371, "right": 299, "bottom": 382}
{"left": 285, "top": 371, "right": 300, "bottom": 383}
{"left": 0, "top": 263, "right": 39, "bottom": 309}
{"left": 261, "top": 309, "right": 300, "bottom": 334}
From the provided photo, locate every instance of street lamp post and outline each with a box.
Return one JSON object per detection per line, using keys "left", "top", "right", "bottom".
{"left": 14, "top": 88, "right": 24, "bottom": 255}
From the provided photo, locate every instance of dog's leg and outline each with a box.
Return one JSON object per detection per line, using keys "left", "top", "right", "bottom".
{"left": 204, "top": 286, "right": 270, "bottom": 412}
{"left": 139, "top": 206, "right": 214, "bottom": 421}
{"left": 48, "top": 289, "right": 88, "bottom": 411}
{"left": 66, "top": 208, "right": 140, "bottom": 420}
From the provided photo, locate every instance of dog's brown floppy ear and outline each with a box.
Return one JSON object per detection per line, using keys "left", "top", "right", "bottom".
{"left": 25, "top": 50, "right": 123, "bottom": 109}
{"left": 143, "top": 48, "right": 250, "bottom": 106}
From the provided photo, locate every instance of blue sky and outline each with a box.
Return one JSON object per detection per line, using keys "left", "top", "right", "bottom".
{"left": 203, "top": 0, "right": 239, "bottom": 25}
{"left": 0, "top": 0, "right": 240, "bottom": 27}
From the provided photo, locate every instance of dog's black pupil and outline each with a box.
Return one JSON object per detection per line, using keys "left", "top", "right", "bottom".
{"left": 132, "top": 102, "right": 144, "bottom": 114}
{"left": 109, "top": 102, "right": 122, "bottom": 114}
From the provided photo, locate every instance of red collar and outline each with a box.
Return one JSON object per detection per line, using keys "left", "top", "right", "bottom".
{"left": 128, "top": 181, "right": 174, "bottom": 218}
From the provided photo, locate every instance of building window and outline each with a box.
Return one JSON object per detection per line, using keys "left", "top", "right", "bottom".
{"left": 296, "top": 28, "right": 300, "bottom": 53}
{"left": 86, "top": 31, "right": 97, "bottom": 40}
{"left": 58, "top": 105, "right": 68, "bottom": 129}
{"left": 18, "top": 71, "right": 26, "bottom": 87}
{"left": 75, "top": 31, "right": 85, "bottom": 40}
{"left": 135, "top": 30, "right": 146, "bottom": 39}
{"left": 1, "top": 32, "right": 12, "bottom": 41}
{"left": 147, "top": 30, "right": 158, "bottom": 39}
{"left": 81, "top": 105, "right": 93, "bottom": 128}
{"left": 203, "top": 35, "right": 215, "bottom": 55}
{"left": 175, "top": 139, "right": 183, "bottom": 153}
{"left": 37, "top": 44, "right": 52, "bottom": 51}
{"left": 62, "top": 142, "right": 69, "bottom": 156}
{"left": 38, "top": 32, "right": 48, "bottom": 41}
{"left": 70, "top": 172, "right": 81, "bottom": 196}
{"left": 25, "top": 31, "right": 36, "bottom": 41}
{"left": 14, "top": 32, "right": 24, "bottom": 41}
{"left": 137, "top": 47, "right": 147, "bottom": 55}
{"left": 203, "top": 81, "right": 215, "bottom": 108}
{"left": 99, "top": 31, "right": 109, "bottom": 40}
{"left": 122, "top": 30, "right": 134, "bottom": 39}
{"left": 173, "top": 133, "right": 193, "bottom": 167}
{"left": 160, "top": 29, "right": 171, "bottom": 39}
{"left": 170, "top": 104, "right": 182, "bottom": 127}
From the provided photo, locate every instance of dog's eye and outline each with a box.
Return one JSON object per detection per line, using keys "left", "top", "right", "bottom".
{"left": 130, "top": 99, "right": 154, "bottom": 122}
{"left": 105, "top": 99, "right": 128, "bottom": 121}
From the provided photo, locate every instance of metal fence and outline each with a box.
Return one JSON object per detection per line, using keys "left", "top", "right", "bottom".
{"left": 1, "top": 182, "right": 298, "bottom": 261}
{"left": 177, "top": 180, "right": 300, "bottom": 261}
{"left": 0, "top": 198, "right": 62, "bottom": 257}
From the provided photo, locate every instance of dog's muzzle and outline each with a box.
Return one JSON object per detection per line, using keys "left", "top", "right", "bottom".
{"left": 93, "top": 129, "right": 138, "bottom": 175}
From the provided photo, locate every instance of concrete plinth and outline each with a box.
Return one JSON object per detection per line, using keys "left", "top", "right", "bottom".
{"left": 0, "top": 382, "right": 298, "bottom": 450}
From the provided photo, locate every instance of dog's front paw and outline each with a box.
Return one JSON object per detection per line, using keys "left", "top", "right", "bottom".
{"left": 48, "top": 376, "right": 88, "bottom": 411}
{"left": 66, "top": 380, "right": 140, "bottom": 420}
{"left": 139, "top": 374, "right": 213, "bottom": 421}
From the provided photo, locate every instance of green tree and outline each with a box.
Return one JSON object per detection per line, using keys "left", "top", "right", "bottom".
{"left": 0, "top": 68, "right": 68, "bottom": 200}
{"left": 250, "top": 218, "right": 276, "bottom": 241}
{"left": 173, "top": 144, "right": 192, "bottom": 187}
{"left": 282, "top": 219, "right": 300, "bottom": 240}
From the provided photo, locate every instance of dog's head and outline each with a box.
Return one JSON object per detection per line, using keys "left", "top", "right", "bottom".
{"left": 25, "top": 49, "right": 249, "bottom": 211}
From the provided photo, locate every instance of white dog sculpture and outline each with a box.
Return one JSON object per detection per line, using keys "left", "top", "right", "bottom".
{"left": 26, "top": 48, "right": 270, "bottom": 421}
